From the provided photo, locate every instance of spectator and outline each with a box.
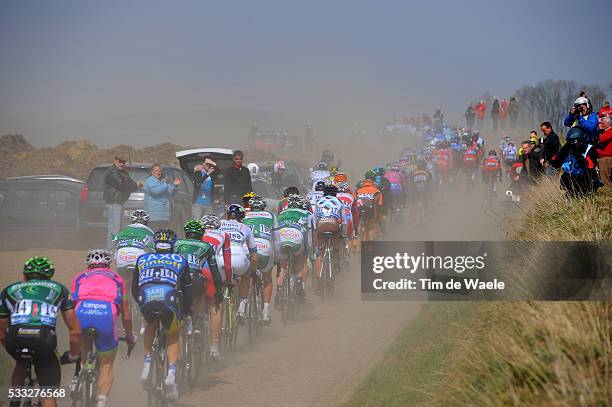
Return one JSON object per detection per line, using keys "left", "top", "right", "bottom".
{"left": 539, "top": 122, "right": 560, "bottom": 166}
{"left": 144, "top": 163, "right": 181, "bottom": 231}
{"left": 508, "top": 97, "right": 519, "bottom": 129}
{"left": 103, "top": 156, "right": 142, "bottom": 249}
{"left": 422, "top": 113, "right": 432, "bottom": 127}
{"left": 192, "top": 155, "right": 217, "bottom": 219}
{"left": 491, "top": 97, "right": 500, "bottom": 131}
{"left": 499, "top": 98, "right": 508, "bottom": 129}
{"left": 596, "top": 110, "right": 612, "bottom": 189}
{"left": 223, "top": 150, "right": 253, "bottom": 205}
{"left": 433, "top": 107, "right": 444, "bottom": 131}
{"left": 599, "top": 100, "right": 612, "bottom": 117}
{"left": 465, "top": 103, "right": 475, "bottom": 128}
{"left": 475, "top": 100, "right": 486, "bottom": 129}
{"left": 550, "top": 126, "right": 600, "bottom": 197}
{"left": 563, "top": 96, "right": 599, "bottom": 143}
{"left": 521, "top": 139, "right": 543, "bottom": 181}
{"left": 271, "top": 160, "right": 286, "bottom": 191}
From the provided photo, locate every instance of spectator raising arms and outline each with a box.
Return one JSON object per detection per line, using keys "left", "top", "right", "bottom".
{"left": 104, "top": 156, "right": 142, "bottom": 249}
{"left": 144, "top": 163, "right": 181, "bottom": 231}
{"left": 192, "top": 156, "right": 217, "bottom": 219}
{"left": 563, "top": 96, "right": 599, "bottom": 143}
{"left": 223, "top": 150, "right": 253, "bottom": 205}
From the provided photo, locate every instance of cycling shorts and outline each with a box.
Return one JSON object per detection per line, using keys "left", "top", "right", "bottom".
{"left": 254, "top": 237, "right": 274, "bottom": 273}
{"left": 6, "top": 325, "right": 61, "bottom": 387}
{"left": 76, "top": 300, "right": 119, "bottom": 355}
{"left": 213, "top": 254, "right": 228, "bottom": 282}
{"left": 316, "top": 217, "right": 340, "bottom": 245}
{"left": 140, "top": 300, "right": 180, "bottom": 335}
{"left": 278, "top": 227, "right": 305, "bottom": 258}
{"left": 218, "top": 246, "right": 250, "bottom": 277}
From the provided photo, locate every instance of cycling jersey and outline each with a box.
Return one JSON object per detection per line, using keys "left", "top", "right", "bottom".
{"left": 0, "top": 280, "right": 73, "bottom": 328}
{"left": 72, "top": 267, "right": 126, "bottom": 355}
{"left": 243, "top": 210, "right": 281, "bottom": 273}
{"left": 202, "top": 229, "right": 232, "bottom": 282}
{"left": 278, "top": 207, "right": 315, "bottom": 256}
{"left": 410, "top": 170, "right": 433, "bottom": 195}
{"left": 337, "top": 191, "right": 359, "bottom": 237}
{"left": 133, "top": 252, "right": 192, "bottom": 334}
{"left": 175, "top": 239, "right": 221, "bottom": 301}
{"left": 306, "top": 190, "right": 324, "bottom": 209}
{"left": 463, "top": 147, "right": 479, "bottom": 168}
{"left": 483, "top": 157, "right": 502, "bottom": 179}
{"left": 384, "top": 171, "right": 405, "bottom": 196}
{"left": 309, "top": 170, "right": 331, "bottom": 187}
{"left": 114, "top": 223, "right": 155, "bottom": 270}
{"left": 314, "top": 195, "right": 348, "bottom": 237}
{"left": 503, "top": 146, "right": 517, "bottom": 162}
{"left": 219, "top": 220, "right": 257, "bottom": 276}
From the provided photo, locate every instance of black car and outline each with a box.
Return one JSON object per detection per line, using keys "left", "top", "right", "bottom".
{"left": 0, "top": 175, "right": 85, "bottom": 249}
{"left": 78, "top": 163, "right": 194, "bottom": 242}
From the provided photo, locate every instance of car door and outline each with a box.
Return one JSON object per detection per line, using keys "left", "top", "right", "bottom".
{"left": 10, "top": 187, "right": 53, "bottom": 228}
{"left": 52, "top": 189, "right": 80, "bottom": 227}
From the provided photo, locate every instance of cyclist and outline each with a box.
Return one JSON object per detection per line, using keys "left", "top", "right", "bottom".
{"left": 373, "top": 167, "right": 393, "bottom": 231}
{"left": 219, "top": 204, "right": 259, "bottom": 321}
{"left": 384, "top": 164, "right": 406, "bottom": 209}
{"left": 355, "top": 170, "right": 383, "bottom": 240}
{"left": 174, "top": 221, "right": 224, "bottom": 358}
{"left": 243, "top": 195, "right": 280, "bottom": 323}
{"left": 409, "top": 160, "right": 434, "bottom": 208}
{"left": 276, "top": 195, "right": 315, "bottom": 305}
{"left": 336, "top": 181, "right": 360, "bottom": 252}
{"left": 277, "top": 186, "right": 301, "bottom": 213}
{"left": 134, "top": 228, "right": 192, "bottom": 401}
{"left": 432, "top": 143, "right": 452, "bottom": 184}
{"left": 307, "top": 181, "right": 326, "bottom": 209}
{"left": 200, "top": 214, "right": 232, "bottom": 360}
{"left": 71, "top": 249, "right": 136, "bottom": 407}
{"left": 482, "top": 150, "right": 503, "bottom": 195}
{"left": 309, "top": 162, "right": 331, "bottom": 189}
{"left": 462, "top": 142, "right": 480, "bottom": 185}
{"left": 242, "top": 191, "right": 257, "bottom": 213}
{"left": 0, "top": 257, "right": 81, "bottom": 407}
{"left": 114, "top": 210, "right": 155, "bottom": 287}
{"left": 499, "top": 135, "right": 511, "bottom": 151}
{"left": 313, "top": 184, "right": 347, "bottom": 293}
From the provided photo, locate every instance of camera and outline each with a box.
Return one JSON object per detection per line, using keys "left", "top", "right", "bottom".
{"left": 573, "top": 104, "right": 583, "bottom": 116}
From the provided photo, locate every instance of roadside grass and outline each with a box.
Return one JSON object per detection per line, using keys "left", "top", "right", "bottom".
{"left": 342, "top": 178, "right": 611, "bottom": 406}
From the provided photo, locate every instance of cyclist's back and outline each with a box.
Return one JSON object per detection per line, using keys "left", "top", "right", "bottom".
{"left": 244, "top": 206, "right": 280, "bottom": 274}
{"left": 114, "top": 213, "right": 155, "bottom": 278}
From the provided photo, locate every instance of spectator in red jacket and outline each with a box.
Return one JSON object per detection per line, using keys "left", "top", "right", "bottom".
{"left": 597, "top": 110, "right": 612, "bottom": 189}
{"left": 599, "top": 100, "right": 612, "bottom": 117}
{"left": 499, "top": 98, "right": 508, "bottom": 129}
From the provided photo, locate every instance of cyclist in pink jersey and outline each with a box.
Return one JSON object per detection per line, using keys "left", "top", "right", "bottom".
{"left": 71, "top": 249, "right": 136, "bottom": 407}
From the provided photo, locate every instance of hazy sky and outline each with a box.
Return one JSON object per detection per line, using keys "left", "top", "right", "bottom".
{"left": 1, "top": 0, "right": 610, "bottom": 147}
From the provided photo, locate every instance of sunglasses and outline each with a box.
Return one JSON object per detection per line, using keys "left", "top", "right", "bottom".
{"left": 117, "top": 160, "right": 126, "bottom": 165}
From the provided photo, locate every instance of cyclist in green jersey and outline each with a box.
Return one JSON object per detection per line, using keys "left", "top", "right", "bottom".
{"left": 174, "top": 220, "right": 224, "bottom": 359}
{"left": 243, "top": 195, "right": 280, "bottom": 323}
{"left": 276, "top": 195, "right": 315, "bottom": 305}
{"left": 114, "top": 210, "right": 155, "bottom": 284}
{"left": 0, "top": 257, "right": 81, "bottom": 407}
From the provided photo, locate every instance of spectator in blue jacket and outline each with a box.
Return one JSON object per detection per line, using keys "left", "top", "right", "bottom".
{"left": 191, "top": 155, "right": 217, "bottom": 219}
{"left": 144, "top": 163, "right": 181, "bottom": 230}
{"left": 563, "top": 96, "right": 599, "bottom": 143}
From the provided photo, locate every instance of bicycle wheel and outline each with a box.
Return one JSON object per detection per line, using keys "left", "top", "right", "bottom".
{"left": 281, "top": 255, "right": 292, "bottom": 325}
{"left": 255, "top": 281, "right": 264, "bottom": 336}
{"left": 289, "top": 273, "right": 299, "bottom": 321}
{"left": 230, "top": 289, "right": 240, "bottom": 348}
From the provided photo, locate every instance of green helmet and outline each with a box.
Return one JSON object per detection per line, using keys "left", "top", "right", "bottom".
{"left": 184, "top": 220, "right": 204, "bottom": 237}
{"left": 364, "top": 169, "right": 376, "bottom": 180}
{"left": 23, "top": 256, "right": 55, "bottom": 278}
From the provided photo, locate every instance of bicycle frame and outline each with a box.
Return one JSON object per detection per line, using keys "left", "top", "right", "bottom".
{"left": 147, "top": 312, "right": 168, "bottom": 407}
{"left": 221, "top": 285, "right": 239, "bottom": 350}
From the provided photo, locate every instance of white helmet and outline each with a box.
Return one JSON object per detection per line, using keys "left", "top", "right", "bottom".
{"left": 247, "top": 163, "right": 259, "bottom": 176}
{"left": 86, "top": 249, "right": 112, "bottom": 268}
{"left": 274, "top": 160, "right": 286, "bottom": 173}
{"left": 574, "top": 96, "right": 589, "bottom": 106}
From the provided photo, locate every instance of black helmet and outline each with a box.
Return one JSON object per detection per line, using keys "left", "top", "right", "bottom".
{"left": 323, "top": 184, "right": 338, "bottom": 197}
{"left": 283, "top": 186, "right": 300, "bottom": 197}
{"left": 565, "top": 126, "right": 587, "bottom": 145}
{"left": 488, "top": 150, "right": 497, "bottom": 156}
{"left": 154, "top": 228, "right": 178, "bottom": 252}
{"left": 315, "top": 181, "right": 326, "bottom": 192}
{"left": 226, "top": 204, "right": 246, "bottom": 220}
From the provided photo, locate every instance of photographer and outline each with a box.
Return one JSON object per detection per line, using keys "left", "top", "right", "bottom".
{"left": 192, "top": 155, "right": 217, "bottom": 219}
{"left": 144, "top": 163, "right": 181, "bottom": 230}
{"left": 563, "top": 96, "right": 599, "bottom": 143}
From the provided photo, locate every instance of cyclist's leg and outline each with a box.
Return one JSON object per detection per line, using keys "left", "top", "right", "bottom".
{"left": 232, "top": 250, "right": 251, "bottom": 316}
{"left": 191, "top": 269, "right": 206, "bottom": 320}
{"left": 200, "top": 267, "right": 220, "bottom": 353}
{"left": 255, "top": 238, "right": 274, "bottom": 319}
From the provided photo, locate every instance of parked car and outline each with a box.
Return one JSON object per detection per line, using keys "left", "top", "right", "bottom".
{"left": 78, "top": 163, "right": 193, "bottom": 242}
{"left": 176, "top": 148, "right": 282, "bottom": 212}
{"left": 0, "top": 175, "right": 85, "bottom": 249}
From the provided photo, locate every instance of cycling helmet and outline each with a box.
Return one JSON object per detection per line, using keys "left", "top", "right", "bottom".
{"left": 329, "top": 166, "right": 339, "bottom": 175}
{"left": 274, "top": 160, "right": 286, "bottom": 173}
{"left": 315, "top": 181, "right": 327, "bottom": 191}
{"left": 417, "top": 160, "right": 427, "bottom": 170}
{"left": 503, "top": 135, "right": 511, "bottom": 141}
{"left": 249, "top": 196, "right": 267, "bottom": 211}
{"left": 85, "top": 249, "right": 113, "bottom": 268}
{"left": 154, "top": 228, "right": 178, "bottom": 252}
{"left": 226, "top": 204, "right": 246, "bottom": 220}
{"left": 298, "top": 196, "right": 310, "bottom": 211}
{"left": 337, "top": 181, "right": 350, "bottom": 192}
{"left": 565, "top": 126, "right": 587, "bottom": 145}
{"left": 184, "top": 220, "right": 204, "bottom": 237}
{"left": 287, "top": 194, "right": 303, "bottom": 209}
{"left": 283, "top": 186, "right": 300, "bottom": 197}
{"left": 200, "top": 214, "right": 221, "bottom": 230}
{"left": 130, "top": 209, "right": 150, "bottom": 225}
{"left": 23, "top": 256, "right": 55, "bottom": 278}
{"left": 373, "top": 166, "right": 385, "bottom": 176}
{"left": 242, "top": 191, "right": 256, "bottom": 207}
{"left": 334, "top": 172, "right": 348, "bottom": 183}
{"left": 390, "top": 162, "right": 400, "bottom": 171}
{"left": 247, "top": 163, "right": 260, "bottom": 176}
{"left": 488, "top": 150, "right": 497, "bottom": 157}
{"left": 317, "top": 162, "right": 329, "bottom": 171}
{"left": 323, "top": 184, "right": 338, "bottom": 197}
{"left": 364, "top": 169, "right": 376, "bottom": 180}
